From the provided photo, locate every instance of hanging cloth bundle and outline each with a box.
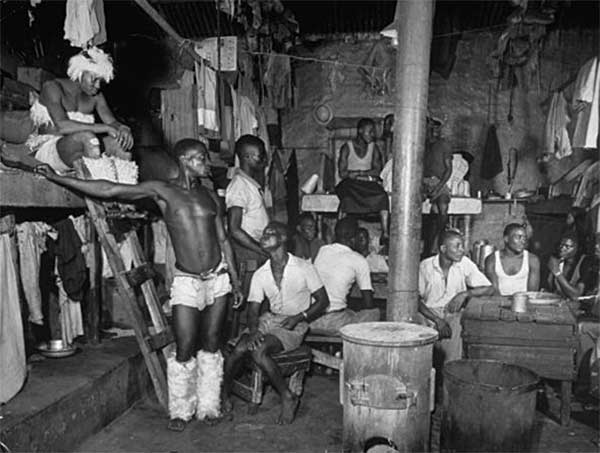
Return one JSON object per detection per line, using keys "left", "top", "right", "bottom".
{"left": 480, "top": 84, "right": 503, "bottom": 180}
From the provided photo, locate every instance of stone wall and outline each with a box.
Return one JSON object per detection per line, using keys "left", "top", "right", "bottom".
{"left": 283, "top": 29, "right": 598, "bottom": 195}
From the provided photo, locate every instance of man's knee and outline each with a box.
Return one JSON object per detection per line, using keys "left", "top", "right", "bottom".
{"left": 250, "top": 344, "right": 271, "bottom": 364}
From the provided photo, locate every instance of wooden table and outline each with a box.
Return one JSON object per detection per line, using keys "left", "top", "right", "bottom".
{"left": 301, "top": 194, "right": 481, "bottom": 248}
{"left": 462, "top": 296, "right": 577, "bottom": 426}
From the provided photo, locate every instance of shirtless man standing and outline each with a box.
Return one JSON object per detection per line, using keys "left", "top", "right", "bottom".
{"left": 29, "top": 47, "right": 133, "bottom": 172}
{"left": 423, "top": 116, "right": 453, "bottom": 255}
{"left": 484, "top": 223, "right": 540, "bottom": 295}
{"left": 35, "top": 139, "right": 242, "bottom": 432}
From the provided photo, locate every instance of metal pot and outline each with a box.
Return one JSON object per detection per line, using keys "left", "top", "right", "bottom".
{"left": 472, "top": 240, "right": 488, "bottom": 267}
{"left": 479, "top": 244, "right": 496, "bottom": 269}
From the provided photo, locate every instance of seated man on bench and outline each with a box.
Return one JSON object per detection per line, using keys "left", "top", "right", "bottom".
{"left": 223, "top": 222, "right": 329, "bottom": 424}
{"left": 311, "top": 217, "right": 380, "bottom": 336}
{"left": 336, "top": 118, "right": 389, "bottom": 248}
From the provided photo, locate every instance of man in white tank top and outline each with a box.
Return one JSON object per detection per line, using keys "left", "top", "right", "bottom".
{"left": 484, "top": 223, "right": 540, "bottom": 296}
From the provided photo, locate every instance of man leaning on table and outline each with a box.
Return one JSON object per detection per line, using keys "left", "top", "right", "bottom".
{"left": 418, "top": 229, "right": 494, "bottom": 363}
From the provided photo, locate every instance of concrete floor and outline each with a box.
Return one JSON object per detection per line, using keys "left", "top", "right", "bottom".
{"left": 76, "top": 375, "right": 599, "bottom": 453}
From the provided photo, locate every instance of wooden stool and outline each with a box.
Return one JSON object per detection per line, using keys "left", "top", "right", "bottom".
{"left": 228, "top": 344, "right": 312, "bottom": 414}
{"left": 305, "top": 334, "right": 343, "bottom": 370}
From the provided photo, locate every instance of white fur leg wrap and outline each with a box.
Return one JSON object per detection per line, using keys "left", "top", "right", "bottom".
{"left": 167, "top": 355, "right": 197, "bottom": 421}
{"left": 195, "top": 350, "right": 224, "bottom": 420}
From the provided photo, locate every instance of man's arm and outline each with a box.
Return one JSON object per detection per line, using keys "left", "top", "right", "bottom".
{"left": 338, "top": 143, "right": 351, "bottom": 180}
{"left": 484, "top": 254, "right": 500, "bottom": 295}
{"left": 227, "top": 206, "right": 268, "bottom": 257}
{"left": 527, "top": 253, "right": 541, "bottom": 291}
{"left": 360, "top": 289, "right": 375, "bottom": 309}
{"left": 418, "top": 301, "right": 451, "bottom": 339}
{"left": 94, "top": 94, "right": 134, "bottom": 150}
{"left": 363, "top": 144, "right": 383, "bottom": 177}
{"left": 209, "top": 191, "right": 243, "bottom": 307}
{"left": 279, "top": 287, "right": 330, "bottom": 330}
{"left": 432, "top": 145, "right": 453, "bottom": 198}
{"left": 40, "top": 81, "right": 115, "bottom": 136}
{"left": 35, "top": 164, "right": 165, "bottom": 201}
{"left": 446, "top": 285, "right": 494, "bottom": 313}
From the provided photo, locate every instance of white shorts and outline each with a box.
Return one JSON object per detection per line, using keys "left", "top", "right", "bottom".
{"left": 29, "top": 135, "right": 71, "bottom": 174}
{"left": 169, "top": 262, "right": 231, "bottom": 311}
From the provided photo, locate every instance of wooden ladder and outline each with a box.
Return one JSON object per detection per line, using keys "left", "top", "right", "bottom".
{"left": 74, "top": 162, "right": 173, "bottom": 409}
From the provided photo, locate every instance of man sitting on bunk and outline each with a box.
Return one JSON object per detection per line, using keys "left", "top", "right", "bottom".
{"left": 335, "top": 118, "right": 389, "bottom": 249}
{"left": 27, "top": 47, "right": 133, "bottom": 173}
{"left": 484, "top": 223, "right": 540, "bottom": 295}
{"left": 35, "top": 139, "right": 243, "bottom": 432}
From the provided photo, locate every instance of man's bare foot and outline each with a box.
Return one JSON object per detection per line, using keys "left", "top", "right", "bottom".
{"left": 276, "top": 394, "right": 299, "bottom": 425}
{"left": 222, "top": 397, "right": 234, "bottom": 414}
{"left": 201, "top": 412, "right": 233, "bottom": 426}
{"left": 167, "top": 418, "right": 187, "bottom": 432}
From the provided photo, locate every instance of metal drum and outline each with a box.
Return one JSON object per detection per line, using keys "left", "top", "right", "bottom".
{"left": 340, "top": 322, "right": 438, "bottom": 453}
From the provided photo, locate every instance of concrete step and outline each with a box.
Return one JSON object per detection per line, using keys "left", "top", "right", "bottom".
{"left": 0, "top": 337, "right": 151, "bottom": 453}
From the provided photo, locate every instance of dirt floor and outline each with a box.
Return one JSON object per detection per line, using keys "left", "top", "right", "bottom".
{"left": 76, "top": 374, "right": 598, "bottom": 453}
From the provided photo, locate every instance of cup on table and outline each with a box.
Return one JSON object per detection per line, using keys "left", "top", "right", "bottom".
{"left": 512, "top": 292, "right": 529, "bottom": 313}
{"left": 49, "top": 339, "right": 64, "bottom": 351}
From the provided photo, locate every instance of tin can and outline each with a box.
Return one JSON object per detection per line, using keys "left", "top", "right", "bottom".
{"left": 511, "top": 292, "right": 529, "bottom": 313}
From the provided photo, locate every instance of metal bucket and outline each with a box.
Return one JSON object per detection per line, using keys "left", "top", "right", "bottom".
{"left": 478, "top": 244, "right": 496, "bottom": 269}
{"left": 340, "top": 322, "right": 438, "bottom": 453}
{"left": 441, "top": 359, "right": 540, "bottom": 452}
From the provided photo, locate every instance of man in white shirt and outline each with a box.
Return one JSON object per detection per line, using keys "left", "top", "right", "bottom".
{"left": 418, "top": 230, "right": 494, "bottom": 363}
{"left": 311, "top": 218, "right": 380, "bottom": 335}
{"left": 484, "top": 223, "right": 540, "bottom": 296}
{"left": 226, "top": 135, "right": 270, "bottom": 297}
{"left": 223, "top": 222, "right": 329, "bottom": 425}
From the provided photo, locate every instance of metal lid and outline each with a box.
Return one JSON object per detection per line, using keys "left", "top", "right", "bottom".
{"left": 340, "top": 322, "right": 438, "bottom": 347}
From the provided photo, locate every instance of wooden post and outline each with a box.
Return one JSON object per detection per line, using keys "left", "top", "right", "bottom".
{"left": 86, "top": 216, "right": 101, "bottom": 344}
{"left": 387, "top": 0, "right": 435, "bottom": 322}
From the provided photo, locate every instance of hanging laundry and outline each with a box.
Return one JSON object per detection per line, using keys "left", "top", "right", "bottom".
{"left": 91, "top": 0, "right": 107, "bottom": 46}
{"left": 264, "top": 54, "right": 292, "bottom": 109}
{"left": 572, "top": 57, "right": 599, "bottom": 149}
{"left": 235, "top": 95, "right": 258, "bottom": 139}
{"left": 64, "top": 0, "right": 106, "bottom": 48}
{"left": 152, "top": 219, "right": 168, "bottom": 265}
{"left": 0, "top": 231, "right": 26, "bottom": 404}
{"left": 56, "top": 273, "right": 84, "bottom": 346}
{"left": 16, "top": 222, "right": 55, "bottom": 325}
{"left": 574, "top": 161, "right": 600, "bottom": 209}
{"left": 545, "top": 92, "right": 572, "bottom": 159}
{"left": 70, "top": 215, "right": 94, "bottom": 270}
{"left": 480, "top": 125, "right": 503, "bottom": 180}
{"left": 195, "top": 61, "right": 219, "bottom": 133}
{"left": 52, "top": 219, "right": 88, "bottom": 302}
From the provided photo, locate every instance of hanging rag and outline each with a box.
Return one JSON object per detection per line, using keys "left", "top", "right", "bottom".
{"left": 16, "top": 222, "right": 55, "bottom": 325}
{"left": 56, "top": 263, "right": 84, "bottom": 346}
{"left": 64, "top": 0, "right": 105, "bottom": 48}
{"left": 544, "top": 92, "right": 572, "bottom": 159}
{"left": 480, "top": 125, "right": 503, "bottom": 180}
{"left": 572, "top": 57, "right": 599, "bottom": 149}
{"left": 195, "top": 61, "right": 219, "bottom": 133}
{"left": 0, "top": 232, "right": 27, "bottom": 404}
{"left": 52, "top": 219, "right": 88, "bottom": 302}
{"left": 235, "top": 95, "right": 258, "bottom": 139}
{"left": 264, "top": 54, "right": 292, "bottom": 109}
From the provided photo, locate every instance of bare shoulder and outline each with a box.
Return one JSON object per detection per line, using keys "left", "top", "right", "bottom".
{"left": 528, "top": 252, "right": 540, "bottom": 266}
{"left": 40, "top": 79, "right": 64, "bottom": 101}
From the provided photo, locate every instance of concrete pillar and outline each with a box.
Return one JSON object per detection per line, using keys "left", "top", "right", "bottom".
{"left": 387, "top": 0, "right": 435, "bottom": 322}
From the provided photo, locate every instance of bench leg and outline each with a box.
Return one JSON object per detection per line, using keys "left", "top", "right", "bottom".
{"left": 560, "top": 380, "right": 571, "bottom": 426}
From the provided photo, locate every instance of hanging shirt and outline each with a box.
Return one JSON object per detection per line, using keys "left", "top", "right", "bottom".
{"left": 195, "top": 61, "right": 219, "bottom": 133}
{"left": 572, "top": 57, "right": 599, "bottom": 149}
{"left": 545, "top": 92, "right": 572, "bottom": 159}
{"left": 64, "top": 0, "right": 102, "bottom": 48}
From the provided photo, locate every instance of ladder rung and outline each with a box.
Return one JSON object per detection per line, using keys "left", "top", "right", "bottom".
{"left": 147, "top": 329, "right": 174, "bottom": 351}
{"left": 123, "top": 263, "right": 155, "bottom": 287}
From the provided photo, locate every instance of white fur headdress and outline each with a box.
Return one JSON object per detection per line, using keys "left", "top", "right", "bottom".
{"left": 67, "top": 47, "right": 114, "bottom": 82}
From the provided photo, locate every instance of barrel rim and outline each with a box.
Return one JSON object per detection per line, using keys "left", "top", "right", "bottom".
{"left": 340, "top": 321, "right": 439, "bottom": 347}
{"left": 443, "top": 359, "right": 540, "bottom": 394}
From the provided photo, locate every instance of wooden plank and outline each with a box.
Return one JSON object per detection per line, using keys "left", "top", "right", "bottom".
{"left": 305, "top": 334, "right": 343, "bottom": 344}
{"left": 301, "top": 194, "right": 482, "bottom": 215}
{"left": 311, "top": 349, "right": 341, "bottom": 370}
{"left": 0, "top": 168, "right": 85, "bottom": 208}
{"left": 462, "top": 319, "right": 575, "bottom": 343}
{"left": 147, "top": 329, "right": 174, "bottom": 351}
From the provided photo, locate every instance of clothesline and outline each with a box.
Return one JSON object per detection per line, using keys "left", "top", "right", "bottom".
{"left": 240, "top": 23, "right": 508, "bottom": 70}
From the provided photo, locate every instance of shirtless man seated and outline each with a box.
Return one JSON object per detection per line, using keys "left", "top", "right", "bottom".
{"left": 27, "top": 47, "right": 133, "bottom": 173}
{"left": 35, "top": 139, "right": 242, "bottom": 432}
{"left": 484, "top": 223, "right": 540, "bottom": 295}
{"left": 223, "top": 222, "right": 329, "bottom": 424}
